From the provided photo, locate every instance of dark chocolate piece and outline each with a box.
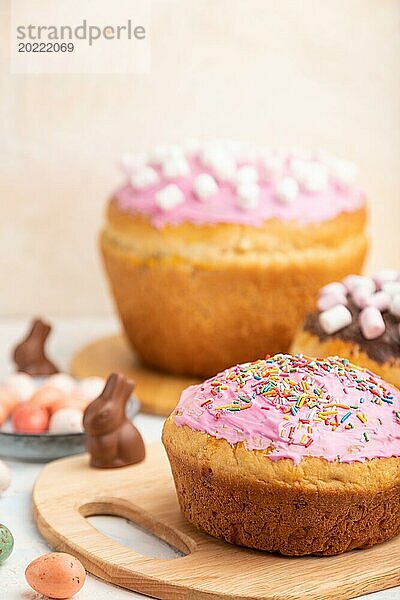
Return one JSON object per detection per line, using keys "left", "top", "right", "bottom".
{"left": 304, "top": 300, "right": 400, "bottom": 364}
{"left": 13, "top": 318, "right": 59, "bottom": 376}
{"left": 83, "top": 373, "right": 145, "bottom": 469}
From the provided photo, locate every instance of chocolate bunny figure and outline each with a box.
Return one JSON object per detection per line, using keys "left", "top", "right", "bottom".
{"left": 13, "top": 318, "right": 59, "bottom": 376}
{"left": 83, "top": 373, "right": 145, "bottom": 468}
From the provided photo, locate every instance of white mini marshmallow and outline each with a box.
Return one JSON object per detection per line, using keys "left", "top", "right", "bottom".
{"left": 5, "top": 372, "right": 35, "bottom": 402}
{"left": 276, "top": 177, "right": 299, "bottom": 204}
{"left": 150, "top": 144, "right": 172, "bottom": 165}
{"left": 235, "top": 165, "right": 259, "bottom": 184}
{"left": 365, "top": 291, "right": 391, "bottom": 312}
{"left": 390, "top": 294, "right": 400, "bottom": 318}
{"left": 319, "top": 282, "right": 347, "bottom": 297}
{"left": 211, "top": 155, "right": 236, "bottom": 181}
{"left": 200, "top": 147, "right": 225, "bottom": 168}
{"left": 303, "top": 162, "right": 328, "bottom": 192}
{"left": 352, "top": 287, "right": 372, "bottom": 309}
{"left": 290, "top": 159, "right": 328, "bottom": 192}
{"left": 193, "top": 174, "right": 218, "bottom": 200}
{"left": 317, "top": 292, "right": 347, "bottom": 312}
{"left": 162, "top": 155, "right": 190, "bottom": 179}
{"left": 373, "top": 269, "right": 399, "bottom": 289}
{"left": 120, "top": 153, "right": 147, "bottom": 175}
{"left": 382, "top": 281, "right": 400, "bottom": 299}
{"left": 155, "top": 184, "right": 185, "bottom": 211}
{"left": 359, "top": 306, "right": 385, "bottom": 340}
{"left": 0, "top": 461, "right": 11, "bottom": 494}
{"left": 319, "top": 304, "right": 352, "bottom": 334}
{"left": 49, "top": 408, "right": 84, "bottom": 434}
{"left": 131, "top": 166, "right": 159, "bottom": 190}
{"left": 77, "top": 377, "right": 106, "bottom": 401}
{"left": 236, "top": 182, "right": 260, "bottom": 211}
{"left": 46, "top": 373, "right": 76, "bottom": 394}
{"left": 344, "top": 275, "right": 375, "bottom": 295}
{"left": 183, "top": 139, "right": 201, "bottom": 154}
{"left": 328, "top": 157, "right": 358, "bottom": 187}
{"left": 263, "top": 154, "right": 283, "bottom": 179}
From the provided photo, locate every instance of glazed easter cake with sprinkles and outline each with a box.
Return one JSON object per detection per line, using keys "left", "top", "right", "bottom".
{"left": 291, "top": 270, "right": 400, "bottom": 388}
{"left": 100, "top": 141, "right": 367, "bottom": 377}
{"left": 162, "top": 354, "right": 400, "bottom": 556}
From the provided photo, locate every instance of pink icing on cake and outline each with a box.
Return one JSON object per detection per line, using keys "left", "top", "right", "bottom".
{"left": 173, "top": 354, "right": 400, "bottom": 464}
{"left": 114, "top": 145, "right": 365, "bottom": 228}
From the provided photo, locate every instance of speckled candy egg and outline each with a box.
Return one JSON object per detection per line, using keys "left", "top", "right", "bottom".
{"left": 0, "top": 524, "right": 14, "bottom": 563}
{"left": 25, "top": 552, "right": 86, "bottom": 599}
{"left": 12, "top": 403, "right": 49, "bottom": 434}
{"left": 49, "top": 408, "right": 83, "bottom": 434}
{"left": 0, "top": 461, "right": 11, "bottom": 494}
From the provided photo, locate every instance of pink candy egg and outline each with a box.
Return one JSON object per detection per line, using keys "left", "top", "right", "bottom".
{"left": 26, "top": 552, "right": 86, "bottom": 599}
{"left": 12, "top": 404, "right": 49, "bottom": 434}
{"left": 49, "top": 392, "right": 89, "bottom": 415}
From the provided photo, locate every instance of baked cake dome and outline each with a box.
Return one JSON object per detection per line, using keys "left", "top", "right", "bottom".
{"left": 101, "top": 141, "right": 367, "bottom": 376}
{"left": 163, "top": 353, "right": 400, "bottom": 555}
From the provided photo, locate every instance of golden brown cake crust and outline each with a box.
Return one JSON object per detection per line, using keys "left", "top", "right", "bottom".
{"left": 101, "top": 200, "right": 367, "bottom": 376}
{"left": 162, "top": 419, "right": 400, "bottom": 556}
{"left": 291, "top": 330, "right": 400, "bottom": 389}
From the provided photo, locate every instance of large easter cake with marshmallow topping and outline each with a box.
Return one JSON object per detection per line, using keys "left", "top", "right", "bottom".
{"left": 162, "top": 353, "right": 400, "bottom": 555}
{"left": 291, "top": 270, "right": 400, "bottom": 388}
{"left": 100, "top": 141, "right": 368, "bottom": 377}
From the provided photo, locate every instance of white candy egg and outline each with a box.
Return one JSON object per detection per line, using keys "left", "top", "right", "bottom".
{"left": 5, "top": 372, "right": 35, "bottom": 402}
{"left": 77, "top": 377, "right": 105, "bottom": 401}
{"left": 46, "top": 373, "right": 76, "bottom": 394}
{"left": 49, "top": 408, "right": 83, "bottom": 434}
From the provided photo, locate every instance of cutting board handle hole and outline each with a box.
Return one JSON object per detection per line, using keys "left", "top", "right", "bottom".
{"left": 81, "top": 500, "right": 191, "bottom": 559}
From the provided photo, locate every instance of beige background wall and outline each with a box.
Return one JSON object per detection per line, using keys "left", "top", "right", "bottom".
{"left": 0, "top": 0, "right": 399, "bottom": 316}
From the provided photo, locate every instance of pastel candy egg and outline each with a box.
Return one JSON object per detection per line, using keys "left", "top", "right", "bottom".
{"left": 0, "top": 404, "right": 8, "bottom": 427}
{"left": 12, "top": 403, "right": 49, "bottom": 434}
{"left": 77, "top": 377, "right": 105, "bottom": 401}
{"left": 47, "top": 392, "right": 84, "bottom": 414}
{"left": 25, "top": 552, "right": 86, "bottom": 599}
{"left": 30, "top": 385, "right": 66, "bottom": 410}
{"left": 5, "top": 372, "right": 35, "bottom": 402}
{"left": 49, "top": 408, "right": 83, "bottom": 434}
{"left": 0, "top": 524, "right": 14, "bottom": 563}
{"left": 46, "top": 373, "right": 76, "bottom": 394}
{"left": 0, "top": 385, "right": 19, "bottom": 413}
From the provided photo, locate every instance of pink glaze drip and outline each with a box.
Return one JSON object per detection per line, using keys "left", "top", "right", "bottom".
{"left": 115, "top": 154, "right": 365, "bottom": 228}
{"left": 173, "top": 354, "right": 400, "bottom": 464}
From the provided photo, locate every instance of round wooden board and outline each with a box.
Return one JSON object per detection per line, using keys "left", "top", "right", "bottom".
{"left": 70, "top": 334, "right": 200, "bottom": 416}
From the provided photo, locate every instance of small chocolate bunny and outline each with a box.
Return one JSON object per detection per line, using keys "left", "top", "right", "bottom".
{"left": 83, "top": 373, "right": 145, "bottom": 469}
{"left": 13, "top": 318, "right": 59, "bottom": 376}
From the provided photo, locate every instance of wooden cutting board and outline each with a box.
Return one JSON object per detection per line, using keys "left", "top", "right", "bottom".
{"left": 33, "top": 443, "right": 400, "bottom": 600}
{"left": 70, "top": 334, "right": 200, "bottom": 416}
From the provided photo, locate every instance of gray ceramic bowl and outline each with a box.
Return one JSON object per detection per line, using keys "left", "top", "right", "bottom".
{"left": 0, "top": 378, "right": 140, "bottom": 462}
